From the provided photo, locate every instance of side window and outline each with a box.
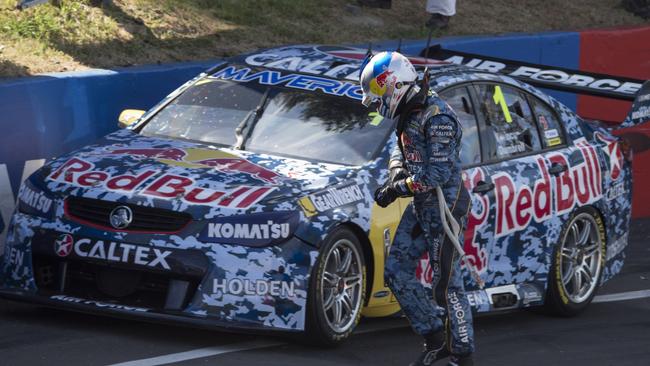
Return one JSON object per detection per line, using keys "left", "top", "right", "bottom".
{"left": 529, "top": 97, "right": 566, "bottom": 148}
{"left": 439, "top": 86, "right": 481, "bottom": 166}
{"left": 475, "top": 83, "right": 542, "bottom": 161}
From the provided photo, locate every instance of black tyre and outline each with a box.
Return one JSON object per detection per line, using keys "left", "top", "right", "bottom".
{"left": 545, "top": 207, "right": 606, "bottom": 316}
{"left": 306, "top": 227, "right": 366, "bottom": 345}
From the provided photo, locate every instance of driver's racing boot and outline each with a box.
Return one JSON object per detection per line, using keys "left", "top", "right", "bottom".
{"left": 409, "top": 331, "right": 450, "bottom": 366}
{"left": 448, "top": 354, "right": 474, "bottom": 366}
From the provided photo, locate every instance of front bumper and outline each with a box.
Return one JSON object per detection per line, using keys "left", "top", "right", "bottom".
{"left": 1, "top": 212, "right": 318, "bottom": 332}
{"left": 0, "top": 290, "right": 299, "bottom": 334}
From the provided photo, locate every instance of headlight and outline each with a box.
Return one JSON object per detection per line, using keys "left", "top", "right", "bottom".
{"left": 16, "top": 179, "right": 55, "bottom": 219}
{"left": 199, "top": 211, "right": 299, "bottom": 247}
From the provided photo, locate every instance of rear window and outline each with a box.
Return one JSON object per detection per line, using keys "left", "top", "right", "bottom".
{"left": 475, "top": 83, "right": 542, "bottom": 161}
{"left": 529, "top": 97, "right": 566, "bottom": 148}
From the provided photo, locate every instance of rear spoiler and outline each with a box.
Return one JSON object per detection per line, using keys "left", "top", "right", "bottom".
{"left": 420, "top": 46, "right": 644, "bottom": 102}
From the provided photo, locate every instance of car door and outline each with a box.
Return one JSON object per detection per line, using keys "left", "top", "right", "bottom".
{"left": 413, "top": 84, "right": 483, "bottom": 288}
{"left": 466, "top": 82, "right": 552, "bottom": 291}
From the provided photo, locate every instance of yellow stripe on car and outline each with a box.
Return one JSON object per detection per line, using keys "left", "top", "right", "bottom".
{"left": 362, "top": 197, "right": 411, "bottom": 317}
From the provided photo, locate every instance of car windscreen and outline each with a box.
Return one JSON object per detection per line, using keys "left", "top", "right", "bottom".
{"left": 140, "top": 79, "right": 393, "bottom": 165}
{"left": 141, "top": 79, "right": 265, "bottom": 147}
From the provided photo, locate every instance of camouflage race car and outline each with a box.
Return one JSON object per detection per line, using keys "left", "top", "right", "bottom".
{"left": 1, "top": 44, "right": 647, "bottom": 344}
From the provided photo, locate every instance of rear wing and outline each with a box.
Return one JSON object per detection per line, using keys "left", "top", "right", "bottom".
{"left": 420, "top": 46, "right": 650, "bottom": 129}
{"left": 420, "top": 46, "right": 644, "bottom": 102}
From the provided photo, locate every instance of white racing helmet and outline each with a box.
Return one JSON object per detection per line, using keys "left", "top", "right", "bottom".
{"left": 359, "top": 51, "right": 418, "bottom": 119}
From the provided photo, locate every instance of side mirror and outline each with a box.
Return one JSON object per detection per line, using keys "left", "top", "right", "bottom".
{"left": 118, "top": 109, "right": 145, "bottom": 129}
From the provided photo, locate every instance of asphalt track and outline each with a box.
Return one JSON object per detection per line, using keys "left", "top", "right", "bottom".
{"left": 1, "top": 219, "right": 649, "bottom": 366}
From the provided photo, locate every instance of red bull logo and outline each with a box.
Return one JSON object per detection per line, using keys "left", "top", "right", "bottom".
{"left": 594, "top": 132, "right": 623, "bottom": 181}
{"left": 109, "top": 148, "right": 282, "bottom": 184}
{"left": 462, "top": 168, "right": 490, "bottom": 274}
{"left": 370, "top": 70, "right": 392, "bottom": 97}
{"left": 493, "top": 140, "right": 602, "bottom": 238}
{"left": 415, "top": 140, "right": 604, "bottom": 283}
{"left": 48, "top": 157, "right": 275, "bottom": 209}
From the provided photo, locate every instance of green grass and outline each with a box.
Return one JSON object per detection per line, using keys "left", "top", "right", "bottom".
{"left": 0, "top": 0, "right": 647, "bottom": 78}
{"left": 1, "top": 1, "right": 117, "bottom": 42}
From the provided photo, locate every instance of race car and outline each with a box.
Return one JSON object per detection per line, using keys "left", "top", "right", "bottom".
{"left": 1, "top": 44, "right": 647, "bottom": 345}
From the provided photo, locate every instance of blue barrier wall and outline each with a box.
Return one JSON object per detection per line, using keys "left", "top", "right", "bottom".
{"left": 0, "top": 32, "right": 580, "bottom": 243}
{"left": 0, "top": 60, "right": 216, "bottom": 191}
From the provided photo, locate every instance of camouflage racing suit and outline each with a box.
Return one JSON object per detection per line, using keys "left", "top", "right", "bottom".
{"left": 384, "top": 92, "right": 475, "bottom": 357}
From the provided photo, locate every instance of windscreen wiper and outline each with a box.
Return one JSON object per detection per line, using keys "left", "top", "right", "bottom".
{"left": 235, "top": 88, "right": 271, "bottom": 150}
{"left": 234, "top": 88, "right": 270, "bottom": 150}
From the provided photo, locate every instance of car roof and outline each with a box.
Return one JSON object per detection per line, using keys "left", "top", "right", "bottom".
{"left": 223, "top": 44, "right": 479, "bottom": 84}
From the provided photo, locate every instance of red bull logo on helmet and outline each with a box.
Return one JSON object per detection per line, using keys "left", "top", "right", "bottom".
{"left": 108, "top": 148, "right": 282, "bottom": 184}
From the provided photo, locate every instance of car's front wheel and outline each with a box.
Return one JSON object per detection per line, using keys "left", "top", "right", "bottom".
{"left": 545, "top": 207, "right": 606, "bottom": 316}
{"left": 306, "top": 227, "right": 366, "bottom": 345}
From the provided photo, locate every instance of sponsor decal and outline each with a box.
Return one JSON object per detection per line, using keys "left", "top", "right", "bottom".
{"left": 594, "top": 132, "right": 623, "bottom": 181}
{"left": 493, "top": 140, "right": 603, "bottom": 237}
{"left": 418, "top": 143, "right": 604, "bottom": 278}
{"left": 199, "top": 211, "right": 299, "bottom": 246}
{"left": 8, "top": 247, "right": 25, "bottom": 267}
{"left": 449, "top": 291, "right": 470, "bottom": 343}
{"left": 632, "top": 106, "right": 650, "bottom": 120}
{"left": 18, "top": 184, "right": 53, "bottom": 215}
{"left": 466, "top": 291, "right": 490, "bottom": 308}
{"left": 211, "top": 66, "right": 363, "bottom": 101}
{"left": 370, "top": 70, "right": 392, "bottom": 97}
{"left": 538, "top": 115, "right": 550, "bottom": 130}
{"left": 606, "top": 233, "right": 628, "bottom": 260}
{"left": 213, "top": 278, "right": 296, "bottom": 297}
{"left": 462, "top": 169, "right": 490, "bottom": 274}
{"left": 432, "top": 49, "right": 642, "bottom": 99}
{"left": 401, "top": 132, "right": 424, "bottom": 163}
{"left": 547, "top": 137, "right": 562, "bottom": 147}
{"left": 50, "top": 295, "right": 150, "bottom": 312}
{"left": 544, "top": 129, "right": 559, "bottom": 139}
{"left": 606, "top": 181, "right": 626, "bottom": 201}
{"left": 48, "top": 157, "right": 275, "bottom": 209}
{"left": 59, "top": 235, "right": 172, "bottom": 270}
{"left": 108, "top": 148, "right": 282, "bottom": 184}
{"left": 298, "top": 183, "right": 364, "bottom": 217}
{"left": 540, "top": 120, "right": 563, "bottom": 145}
{"left": 109, "top": 206, "right": 133, "bottom": 230}
{"left": 54, "top": 234, "right": 74, "bottom": 257}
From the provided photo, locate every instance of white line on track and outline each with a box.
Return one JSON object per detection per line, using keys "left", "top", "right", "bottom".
{"left": 106, "top": 288, "right": 650, "bottom": 366}
{"left": 106, "top": 340, "right": 284, "bottom": 366}
{"left": 593, "top": 289, "right": 650, "bottom": 303}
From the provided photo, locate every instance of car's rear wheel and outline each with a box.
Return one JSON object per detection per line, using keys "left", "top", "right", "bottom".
{"left": 306, "top": 227, "right": 366, "bottom": 345}
{"left": 545, "top": 207, "right": 605, "bottom": 316}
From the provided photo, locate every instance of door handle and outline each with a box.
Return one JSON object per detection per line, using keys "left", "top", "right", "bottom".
{"left": 472, "top": 181, "right": 495, "bottom": 194}
{"left": 549, "top": 162, "right": 568, "bottom": 176}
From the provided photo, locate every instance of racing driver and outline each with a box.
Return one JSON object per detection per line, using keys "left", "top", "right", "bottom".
{"left": 359, "top": 51, "right": 475, "bottom": 366}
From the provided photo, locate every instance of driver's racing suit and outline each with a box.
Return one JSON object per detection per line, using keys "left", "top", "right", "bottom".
{"left": 384, "top": 92, "right": 475, "bottom": 357}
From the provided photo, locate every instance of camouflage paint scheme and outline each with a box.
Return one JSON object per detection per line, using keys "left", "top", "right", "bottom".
{"left": 0, "top": 45, "right": 632, "bottom": 332}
